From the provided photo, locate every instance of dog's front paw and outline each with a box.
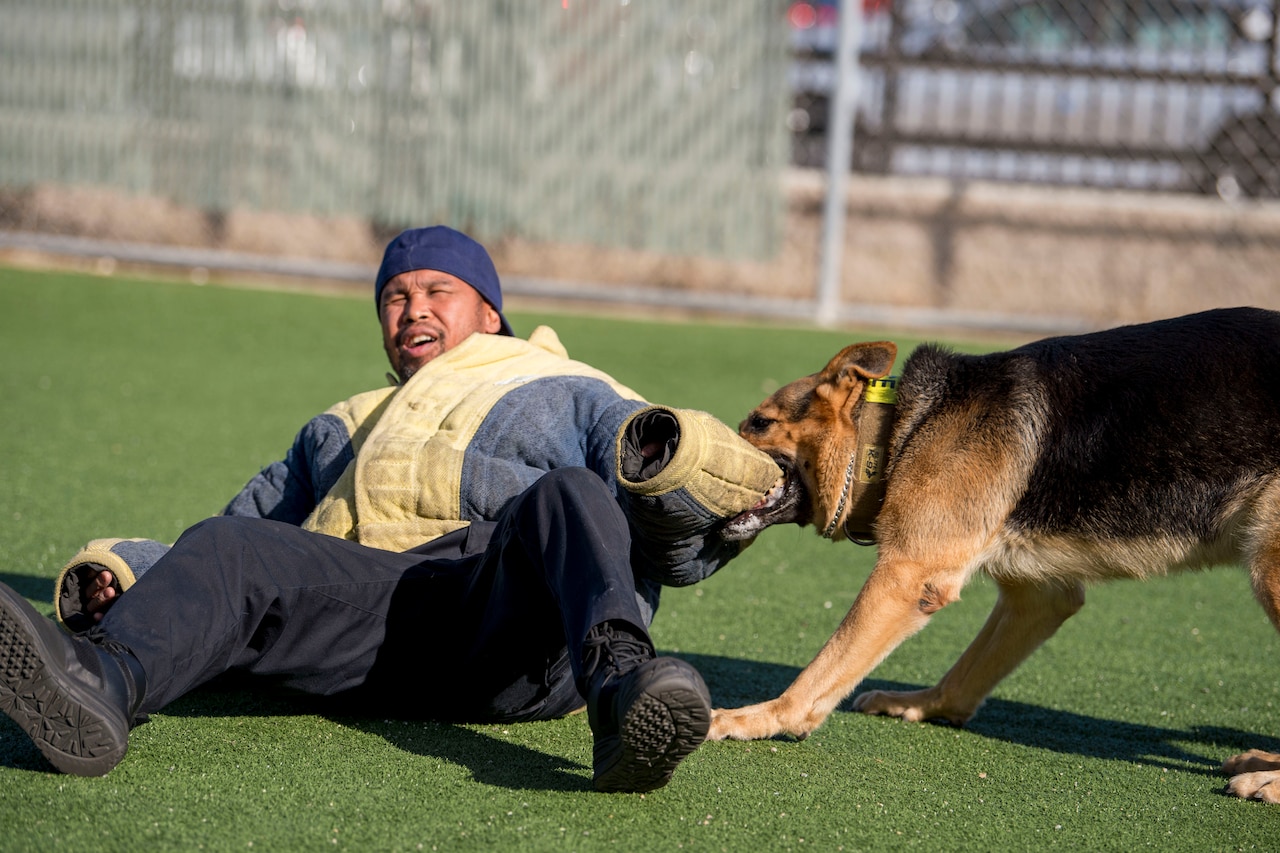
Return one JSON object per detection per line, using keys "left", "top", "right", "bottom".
{"left": 851, "top": 688, "right": 971, "bottom": 726}
{"left": 707, "top": 709, "right": 733, "bottom": 741}
{"left": 708, "top": 706, "right": 766, "bottom": 741}
{"left": 710, "top": 700, "right": 812, "bottom": 742}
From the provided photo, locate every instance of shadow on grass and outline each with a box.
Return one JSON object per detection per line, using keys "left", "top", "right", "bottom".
{"left": 0, "top": 572, "right": 53, "bottom": 603}
{"left": 347, "top": 718, "right": 592, "bottom": 792}
{"left": 684, "top": 652, "right": 1280, "bottom": 778}
{"left": 5, "top": 649, "right": 1275, "bottom": 790}
{"left": 0, "top": 682, "right": 595, "bottom": 790}
{"left": 157, "top": 682, "right": 593, "bottom": 792}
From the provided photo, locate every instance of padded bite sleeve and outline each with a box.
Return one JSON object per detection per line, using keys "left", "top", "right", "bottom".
{"left": 615, "top": 406, "right": 781, "bottom": 586}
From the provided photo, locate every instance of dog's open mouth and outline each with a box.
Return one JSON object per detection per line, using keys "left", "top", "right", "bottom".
{"left": 721, "top": 462, "right": 810, "bottom": 541}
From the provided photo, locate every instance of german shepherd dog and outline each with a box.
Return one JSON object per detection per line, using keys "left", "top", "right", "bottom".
{"left": 713, "top": 307, "right": 1280, "bottom": 802}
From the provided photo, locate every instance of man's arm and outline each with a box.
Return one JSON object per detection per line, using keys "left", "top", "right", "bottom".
{"left": 221, "top": 412, "right": 355, "bottom": 523}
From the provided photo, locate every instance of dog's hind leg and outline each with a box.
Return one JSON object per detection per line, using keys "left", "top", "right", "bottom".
{"left": 852, "top": 579, "right": 1084, "bottom": 725}
{"left": 1222, "top": 479, "right": 1280, "bottom": 802}
{"left": 1243, "top": 477, "right": 1280, "bottom": 633}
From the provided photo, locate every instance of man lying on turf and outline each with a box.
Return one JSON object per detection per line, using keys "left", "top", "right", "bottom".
{"left": 0, "top": 225, "right": 778, "bottom": 793}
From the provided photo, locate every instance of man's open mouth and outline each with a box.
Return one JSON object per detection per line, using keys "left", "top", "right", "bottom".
{"left": 721, "top": 460, "right": 809, "bottom": 541}
{"left": 402, "top": 331, "right": 438, "bottom": 348}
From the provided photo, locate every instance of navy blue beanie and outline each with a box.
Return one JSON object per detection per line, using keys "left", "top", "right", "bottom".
{"left": 375, "top": 226, "right": 513, "bottom": 336}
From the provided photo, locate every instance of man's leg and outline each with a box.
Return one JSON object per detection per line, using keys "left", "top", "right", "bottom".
{"left": 0, "top": 516, "right": 447, "bottom": 775}
{"left": 402, "top": 467, "right": 711, "bottom": 793}
{"left": 105, "top": 517, "right": 452, "bottom": 712}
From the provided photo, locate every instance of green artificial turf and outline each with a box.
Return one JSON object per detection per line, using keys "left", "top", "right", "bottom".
{"left": 1, "top": 267, "right": 1277, "bottom": 850}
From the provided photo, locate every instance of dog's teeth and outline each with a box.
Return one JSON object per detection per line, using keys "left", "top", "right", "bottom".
{"left": 751, "top": 478, "right": 786, "bottom": 509}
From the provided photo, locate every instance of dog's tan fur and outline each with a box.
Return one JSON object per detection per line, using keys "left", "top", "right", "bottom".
{"left": 710, "top": 311, "right": 1280, "bottom": 802}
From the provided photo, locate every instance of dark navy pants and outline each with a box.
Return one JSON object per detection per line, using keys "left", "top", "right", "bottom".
{"left": 99, "top": 468, "right": 655, "bottom": 723}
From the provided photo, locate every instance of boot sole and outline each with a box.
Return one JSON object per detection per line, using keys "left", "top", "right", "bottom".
{"left": 593, "top": 659, "right": 710, "bottom": 793}
{"left": 0, "top": 591, "right": 129, "bottom": 776}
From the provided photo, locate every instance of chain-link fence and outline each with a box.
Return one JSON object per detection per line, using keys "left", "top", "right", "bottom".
{"left": 0, "top": 0, "right": 790, "bottom": 259}
{"left": 1, "top": 0, "right": 1278, "bottom": 331}
{"left": 790, "top": 0, "right": 1280, "bottom": 199}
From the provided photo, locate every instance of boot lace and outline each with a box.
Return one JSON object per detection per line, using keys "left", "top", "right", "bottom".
{"left": 582, "top": 621, "right": 654, "bottom": 683}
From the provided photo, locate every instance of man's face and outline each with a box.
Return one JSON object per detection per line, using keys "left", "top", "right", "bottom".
{"left": 379, "top": 269, "right": 503, "bottom": 381}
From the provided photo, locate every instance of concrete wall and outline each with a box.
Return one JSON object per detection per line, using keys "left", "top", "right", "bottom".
{"left": 494, "top": 170, "right": 1280, "bottom": 331}
{"left": 813, "top": 173, "right": 1280, "bottom": 328}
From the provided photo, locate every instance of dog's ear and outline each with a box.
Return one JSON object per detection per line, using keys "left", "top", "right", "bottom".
{"left": 816, "top": 342, "right": 897, "bottom": 415}
{"left": 827, "top": 342, "right": 897, "bottom": 381}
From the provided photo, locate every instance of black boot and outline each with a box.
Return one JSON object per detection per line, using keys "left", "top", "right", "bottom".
{"left": 583, "top": 621, "right": 711, "bottom": 793}
{"left": 0, "top": 582, "right": 147, "bottom": 776}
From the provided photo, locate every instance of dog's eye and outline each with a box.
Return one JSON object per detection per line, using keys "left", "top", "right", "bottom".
{"left": 744, "top": 412, "right": 774, "bottom": 433}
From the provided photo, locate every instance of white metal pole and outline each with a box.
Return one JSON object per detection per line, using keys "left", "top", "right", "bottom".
{"left": 816, "top": 0, "right": 864, "bottom": 327}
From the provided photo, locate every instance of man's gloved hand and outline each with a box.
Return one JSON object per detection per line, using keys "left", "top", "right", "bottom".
{"left": 616, "top": 405, "right": 781, "bottom": 519}
{"left": 54, "top": 539, "right": 140, "bottom": 632}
